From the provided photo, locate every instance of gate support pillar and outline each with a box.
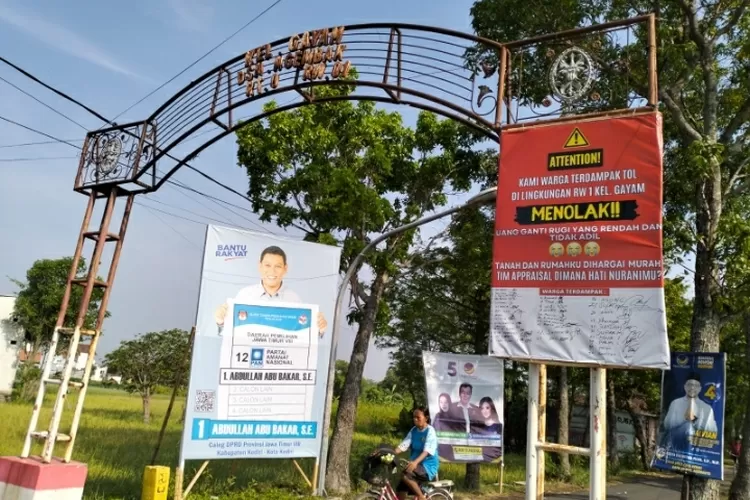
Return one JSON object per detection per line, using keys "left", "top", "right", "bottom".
{"left": 526, "top": 363, "right": 540, "bottom": 500}
{"left": 590, "top": 367, "right": 607, "bottom": 500}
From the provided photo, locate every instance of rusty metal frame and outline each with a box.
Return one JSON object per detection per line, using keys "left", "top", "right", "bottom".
{"left": 209, "top": 68, "right": 233, "bottom": 131}
{"left": 497, "top": 13, "right": 658, "bottom": 131}
{"left": 74, "top": 22, "right": 508, "bottom": 195}
{"left": 72, "top": 16, "right": 658, "bottom": 197}
{"left": 22, "top": 185, "right": 135, "bottom": 463}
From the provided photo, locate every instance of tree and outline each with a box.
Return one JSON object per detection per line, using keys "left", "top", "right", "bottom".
{"left": 381, "top": 360, "right": 425, "bottom": 408}
{"left": 378, "top": 204, "right": 496, "bottom": 490}
{"left": 235, "top": 80, "right": 495, "bottom": 493}
{"left": 333, "top": 360, "right": 349, "bottom": 400}
{"left": 469, "top": 2, "right": 750, "bottom": 498}
{"left": 10, "top": 257, "right": 108, "bottom": 359}
{"left": 616, "top": 277, "right": 693, "bottom": 470}
{"left": 722, "top": 231, "right": 750, "bottom": 499}
{"left": 104, "top": 329, "right": 190, "bottom": 423}
{"left": 729, "top": 314, "right": 750, "bottom": 500}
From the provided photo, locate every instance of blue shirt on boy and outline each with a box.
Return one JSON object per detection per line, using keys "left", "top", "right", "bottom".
{"left": 398, "top": 424, "right": 440, "bottom": 480}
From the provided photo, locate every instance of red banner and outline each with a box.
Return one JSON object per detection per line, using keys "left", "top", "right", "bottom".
{"left": 493, "top": 113, "right": 664, "bottom": 295}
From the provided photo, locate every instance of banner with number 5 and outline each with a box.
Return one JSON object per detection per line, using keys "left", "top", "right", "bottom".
{"left": 422, "top": 352, "right": 504, "bottom": 463}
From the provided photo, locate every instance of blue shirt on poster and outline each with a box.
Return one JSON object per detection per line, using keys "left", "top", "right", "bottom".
{"left": 398, "top": 425, "right": 439, "bottom": 480}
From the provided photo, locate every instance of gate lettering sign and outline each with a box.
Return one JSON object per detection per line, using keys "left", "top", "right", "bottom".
{"left": 237, "top": 26, "right": 352, "bottom": 97}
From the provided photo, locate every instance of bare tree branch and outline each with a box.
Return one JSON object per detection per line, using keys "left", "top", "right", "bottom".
{"left": 660, "top": 89, "right": 703, "bottom": 141}
{"left": 724, "top": 156, "right": 750, "bottom": 199}
{"left": 714, "top": 0, "right": 749, "bottom": 38}
{"left": 720, "top": 97, "right": 750, "bottom": 145}
{"left": 676, "top": 0, "right": 708, "bottom": 50}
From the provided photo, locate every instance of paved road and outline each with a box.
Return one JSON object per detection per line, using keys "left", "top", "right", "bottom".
{"left": 544, "top": 475, "right": 683, "bottom": 500}
{"left": 543, "top": 470, "right": 734, "bottom": 500}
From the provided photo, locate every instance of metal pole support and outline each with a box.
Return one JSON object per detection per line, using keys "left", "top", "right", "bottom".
{"left": 590, "top": 367, "right": 607, "bottom": 500}
{"left": 537, "top": 365, "right": 547, "bottom": 499}
{"left": 525, "top": 363, "right": 540, "bottom": 500}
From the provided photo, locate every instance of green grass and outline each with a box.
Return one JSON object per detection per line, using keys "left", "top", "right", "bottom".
{"left": 0, "top": 387, "right": 602, "bottom": 499}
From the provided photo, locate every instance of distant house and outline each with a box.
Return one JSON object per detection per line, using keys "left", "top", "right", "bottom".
{"left": 90, "top": 365, "right": 108, "bottom": 382}
{"left": 0, "top": 295, "right": 23, "bottom": 398}
{"left": 17, "top": 350, "right": 43, "bottom": 364}
{"left": 74, "top": 343, "right": 91, "bottom": 372}
{"left": 90, "top": 365, "right": 122, "bottom": 384}
{"left": 49, "top": 342, "right": 95, "bottom": 378}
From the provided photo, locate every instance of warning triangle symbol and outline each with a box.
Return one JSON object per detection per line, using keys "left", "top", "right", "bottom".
{"left": 563, "top": 128, "right": 590, "bottom": 148}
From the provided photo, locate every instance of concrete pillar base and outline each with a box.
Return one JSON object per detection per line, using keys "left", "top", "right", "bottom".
{"left": 0, "top": 456, "right": 87, "bottom": 500}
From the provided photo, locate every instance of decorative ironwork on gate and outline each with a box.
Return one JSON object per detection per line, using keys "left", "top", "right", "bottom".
{"left": 73, "top": 17, "right": 658, "bottom": 195}
{"left": 490, "top": 15, "right": 658, "bottom": 128}
{"left": 75, "top": 23, "right": 507, "bottom": 195}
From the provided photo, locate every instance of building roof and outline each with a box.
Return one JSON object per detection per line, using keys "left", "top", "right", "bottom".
{"left": 18, "top": 350, "right": 43, "bottom": 363}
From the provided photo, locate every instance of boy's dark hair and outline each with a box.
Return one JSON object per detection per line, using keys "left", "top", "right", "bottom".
{"left": 260, "top": 245, "right": 287, "bottom": 265}
{"left": 414, "top": 406, "right": 430, "bottom": 423}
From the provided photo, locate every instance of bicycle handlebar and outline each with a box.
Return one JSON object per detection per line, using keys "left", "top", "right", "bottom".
{"left": 375, "top": 453, "right": 410, "bottom": 470}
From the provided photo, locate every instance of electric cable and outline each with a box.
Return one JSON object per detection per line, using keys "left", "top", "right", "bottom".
{"left": 102, "top": 0, "right": 284, "bottom": 126}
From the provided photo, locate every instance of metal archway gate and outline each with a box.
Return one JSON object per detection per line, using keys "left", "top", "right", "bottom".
{"left": 20, "top": 22, "right": 508, "bottom": 467}
{"left": 17, "top": 15, "right": 659, "bottom": 500}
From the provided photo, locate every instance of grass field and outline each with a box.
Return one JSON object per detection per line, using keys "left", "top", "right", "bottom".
{"left": 0, "top": 387, "right": 597, "bottom": 499}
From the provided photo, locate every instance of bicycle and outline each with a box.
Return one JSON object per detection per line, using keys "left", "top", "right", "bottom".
{"left": 355, "top": 447, "right": 454, "bottom": 500}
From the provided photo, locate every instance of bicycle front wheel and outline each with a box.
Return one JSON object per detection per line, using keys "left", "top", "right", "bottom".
{"left": 427, "top": 487, "right": 454, "bottom": 499}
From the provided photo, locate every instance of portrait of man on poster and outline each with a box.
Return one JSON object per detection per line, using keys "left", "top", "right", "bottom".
{"left": 214, "top": 245, "right": 328, "bottom": 336}
{"left": 452, "top": 383, "right": 481, "bottom": 433}
{"left": 660, "top": 371, "right": 718, "bottom": 449}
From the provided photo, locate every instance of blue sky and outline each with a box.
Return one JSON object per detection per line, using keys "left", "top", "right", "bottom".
{"left": 0, "top": 0, "right": 487, "bottom": 381}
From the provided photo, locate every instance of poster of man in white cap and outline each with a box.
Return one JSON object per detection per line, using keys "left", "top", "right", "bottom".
{"left": 652, "top": 352, "right": 725, "bottom": 480}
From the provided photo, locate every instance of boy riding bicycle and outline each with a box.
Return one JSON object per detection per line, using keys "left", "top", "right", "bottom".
{"left": 393, "top": 407, "right": 440, "bottom": 500}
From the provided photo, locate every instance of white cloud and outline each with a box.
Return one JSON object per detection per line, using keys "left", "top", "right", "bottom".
{"left": 0, "top": 5, "right": 148, "bottom": 82}
{"left": 166, "top": 0, "right": 214, "bottom": 32}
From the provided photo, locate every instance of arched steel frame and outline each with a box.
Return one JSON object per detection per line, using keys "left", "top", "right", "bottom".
{"left": 74, "top": 23, "right": 508, "bottom": 195}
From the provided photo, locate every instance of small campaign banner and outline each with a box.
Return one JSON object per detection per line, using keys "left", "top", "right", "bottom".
{"left": 422, "top": 352, "right": 504, "bottom": 463}
{"left": 652, "top": 352, "right": 726, "bottom": 480}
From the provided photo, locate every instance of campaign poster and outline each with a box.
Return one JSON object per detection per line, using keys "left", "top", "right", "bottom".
{"left": 180, "top": 225, "right": 341, "bottom": 460}
{"left": 489, "top": 113, "right": 670, "bottom": 369}
{"left": 422, "top": 352, "right": 504, "bottom": 463}
{"left": 652, "top": 352, "right": 726, "bottom": 480}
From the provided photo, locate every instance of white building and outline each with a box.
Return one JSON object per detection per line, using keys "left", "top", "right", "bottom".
{"left": 49, "top": 342, "right": 94, "bottom": 376}
{"left": 0, "top": 295, "right": 23, "bottom": 398}
{"left": 90, "top": 366, "right": 108, "bottom": 382}
{"left": 89, "top": 365, "right": 121, "bottom": 384}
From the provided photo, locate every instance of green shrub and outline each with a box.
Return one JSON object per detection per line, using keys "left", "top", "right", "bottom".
{"left": 12, "top": 363, "right": 41, "bottom": 402}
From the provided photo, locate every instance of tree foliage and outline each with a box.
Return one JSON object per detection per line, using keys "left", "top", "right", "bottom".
{"left": 235, "top": 80, "right": 496, "bottom": 493}
{"left": 378, "top": 205, "right": 519, "bottom": 488}
{"left": 104, "top": 329, "right": 190, "bottom": 424}
{"left": 469, "top": 1, "right": 750, "bottom": 497}
{"left": 10, "top": 257, "right": 108, "bottom": 356}
{"left": 377, "top": 205, "right": 495, "bottom": 358}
